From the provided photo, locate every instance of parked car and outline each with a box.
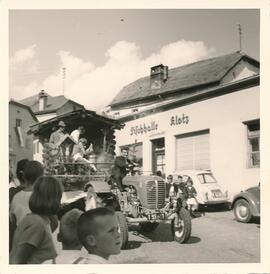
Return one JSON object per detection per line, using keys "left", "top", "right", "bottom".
{"left": 231, "top": 184, "right": 260, "bottom": 223}
{"left": 172, "top": 170, "right": 229, "bottom": 206}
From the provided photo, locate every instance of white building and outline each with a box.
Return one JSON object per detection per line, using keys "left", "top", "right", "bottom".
{"left": 108, "top": 52, "right": 260, "bottom": 198}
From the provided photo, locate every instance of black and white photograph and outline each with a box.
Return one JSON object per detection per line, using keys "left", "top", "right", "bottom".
{"left": 1, "top": 1, "right": 270, "bottom": 273}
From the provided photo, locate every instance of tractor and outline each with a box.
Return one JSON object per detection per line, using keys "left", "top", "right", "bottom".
{"left": 29, "top": 109, "right": 192, "bottom": 248}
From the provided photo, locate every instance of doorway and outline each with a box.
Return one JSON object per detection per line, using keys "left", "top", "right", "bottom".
{"left": 151, "top": 137, "right": 165, "bottom": 176}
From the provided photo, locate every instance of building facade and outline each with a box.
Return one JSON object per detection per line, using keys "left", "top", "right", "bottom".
{"left": 108, "top": 52, "right": 260, "bottom": 198}
{"left": 9, "top": 100, "right": 38, "bottom": 174}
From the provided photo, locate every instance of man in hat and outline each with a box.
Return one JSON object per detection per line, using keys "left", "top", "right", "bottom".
{"left": 49, "top": 120, "right": 67, "bottom": 146}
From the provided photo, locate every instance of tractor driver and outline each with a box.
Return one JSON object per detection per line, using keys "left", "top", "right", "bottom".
{"left": 111, "top": 147, "right": 136, "bottom": 191}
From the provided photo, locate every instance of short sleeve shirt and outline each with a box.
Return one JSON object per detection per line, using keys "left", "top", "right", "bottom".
{"left": 10, "top": 214, "right": 57, "bottom": 264}
{"left": 10, "top": 191, "right": 32, "bottom": 225}
{"left": 77, "top": 254, "right": 108, "bottom": 264}
{"left": 70, "top": 129, "right": 80, "bottom": 144}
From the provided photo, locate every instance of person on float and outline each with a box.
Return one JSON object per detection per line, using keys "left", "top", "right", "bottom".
{"left": 111, "top": 147, "right": 136, "bottom": 191}
{"left": 70, "top": 126, "right": 86, "bottom": 144}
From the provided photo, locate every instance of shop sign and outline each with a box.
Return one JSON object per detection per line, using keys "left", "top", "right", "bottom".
{"left": 130, "top": 121, "right": 158, "bottom": 136}
{"left": 170, "top": 114, "right": 189, "bottom": 126}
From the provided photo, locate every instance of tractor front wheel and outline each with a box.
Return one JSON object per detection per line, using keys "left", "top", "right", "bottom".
{"left": 115, "top": 211, "right": 129, "bottom": 249}
{"left": 171, "top": 207, "right": 192, "bottom": 243}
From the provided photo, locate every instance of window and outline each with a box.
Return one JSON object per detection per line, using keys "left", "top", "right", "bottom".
{"left": 152, "top": 138, "right": 165, "bottom": 175}
{"left": 176, "top": 130, "right": 210, "bottom": 170}
{"left": 114, "top": 112, "right": 120, "bottom": 116}
{"left": 34, "top": 140, "right": 39, "bottom": 154}
{"left": 132, "top": 108, "right": 138, "bottom": 113}
{"left": 246, "top": 120, "right": 260, "bottom": 168}
{"left": 16, "top": 119, "right": 21, "bottom": 127}
{"left": 197, "top": 173, "right": 217, "bottom": 184}
{"left": 15, "top": 119, "right": 24, "bottom": 147}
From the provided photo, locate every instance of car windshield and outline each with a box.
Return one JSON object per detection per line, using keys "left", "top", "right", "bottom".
{"left": 197, "top": 173, "right": 217, "bottom": 184}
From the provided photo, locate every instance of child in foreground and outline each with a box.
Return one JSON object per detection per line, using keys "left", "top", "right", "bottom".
{"left": 10, "top": 176, "right": 63, "bottom": 264}
{"left": 43, "top": 208, "right": 84, "bottom": 264}
{"left": 76, "top": 207, "right": 121, "bottom": 264}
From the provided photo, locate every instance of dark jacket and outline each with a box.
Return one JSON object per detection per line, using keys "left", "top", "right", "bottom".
{"left": 166, "top": 183, "right": 179, "bottom": 198}
{"left": 178, "top": 183, "right": 189, "bottom": 199}
{"left": 187, "top": 186, "right": 197, "bottom": 198}
{"left": 111, "top": 156, "right": 133, "bottom": 179}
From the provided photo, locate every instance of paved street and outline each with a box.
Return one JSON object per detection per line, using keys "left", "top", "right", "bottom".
{"left": 109, "top": 208, "right": 260, "bottom": 264}
{"left": 52, "top": 208, "right": 260, "bottom": 264}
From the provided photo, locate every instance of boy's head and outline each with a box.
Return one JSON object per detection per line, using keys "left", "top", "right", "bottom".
{"left": 79, "top": 138, "right": 88, "bottom": 147}
{"left": 58, "top": 209, "right": 83, "bottom": 250}
{"left": 16, "top": 158, "right": 30, "bottom": 184}
{"left": 78, "top": 126, "right": 85, "bottom": 134}
{"left": 187, "top": 179, "right": 193, "bottom": 186}
{"left": 23, "top": 160, "right": 44, "bottom": 185}
{"left": 167, "top": 174, "right": 173, "bottom": 183}
{"left": 77, "top": 207, "right": 121, "bottom": 259}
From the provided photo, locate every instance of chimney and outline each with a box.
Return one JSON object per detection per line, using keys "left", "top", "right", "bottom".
{"left": 150, "top": 64, "right": 168, "bottom": 89}
{"left": 38, "top": 90, "right": 48, "bottom": 111}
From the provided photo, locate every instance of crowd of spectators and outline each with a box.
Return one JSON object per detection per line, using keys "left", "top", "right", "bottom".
{"left": 9, "top": 160, "right": 121, "bottom": 264}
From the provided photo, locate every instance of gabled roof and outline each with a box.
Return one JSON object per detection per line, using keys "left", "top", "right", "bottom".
{"left": 20, "top": 92, "right": 82, "bottom": 114}
{"left": 9, "top": 99, "right": 38, "bottom": 122}
{"left": 28, "top": 109, "right": 123, "bottom": 137}
{"left": 109, "top": 52, "right": 259, "bottom": 107}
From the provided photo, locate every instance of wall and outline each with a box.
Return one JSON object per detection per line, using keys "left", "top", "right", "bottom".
{"left": 115, "top": 86, "right": 259, "bottom": 198}
{"left": 9, "top": 103, "right": 36, "bottom": 173}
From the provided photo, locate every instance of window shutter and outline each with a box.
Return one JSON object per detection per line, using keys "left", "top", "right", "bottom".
{"left": 176, "top": 130, "right": 210, "bottom": 170}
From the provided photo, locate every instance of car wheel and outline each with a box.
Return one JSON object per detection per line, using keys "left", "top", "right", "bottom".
{"left": 234, "top": 199, "right": 252, "bottom": 223}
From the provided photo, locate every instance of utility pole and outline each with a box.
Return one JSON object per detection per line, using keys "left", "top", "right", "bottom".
{"left": 62, "top": 67, "right": 66, "bottom": 95}
{"left": 237, "top": 23, "right": 242, "bottom": 52}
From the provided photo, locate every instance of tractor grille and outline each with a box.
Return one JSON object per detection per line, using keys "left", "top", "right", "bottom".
{"left": 146, "top": 180, "right": 166, "bottom": 209}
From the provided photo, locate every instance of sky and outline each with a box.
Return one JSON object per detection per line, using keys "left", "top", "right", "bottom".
{"left": 9, "top": 9, "right": 260, "bottom": 111}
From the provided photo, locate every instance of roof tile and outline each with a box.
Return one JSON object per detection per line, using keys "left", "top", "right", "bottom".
{"left": 21, "top": 93, "right": 69, "bottom": 113}
{"left": 109, "top": 52, "right": 249, "bottom": 106}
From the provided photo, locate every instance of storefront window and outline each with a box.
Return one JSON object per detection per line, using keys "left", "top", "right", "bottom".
{"left": 246, "top": 120, "right": 260, "bottom": 168}
{"left": 176, "top": 130, "right": 210, "bottom": 170}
